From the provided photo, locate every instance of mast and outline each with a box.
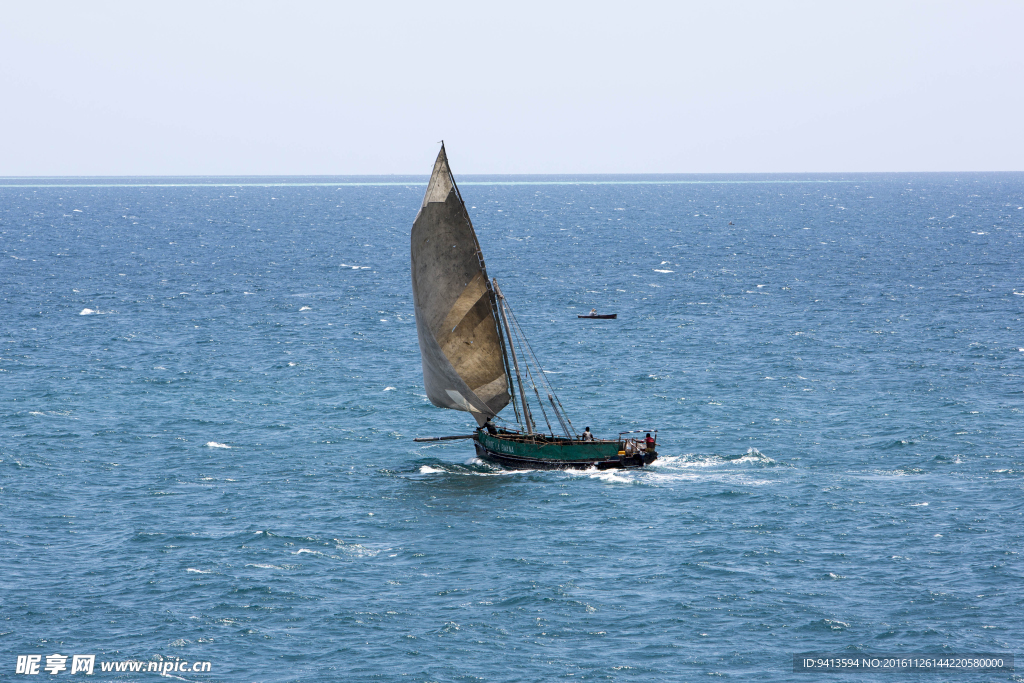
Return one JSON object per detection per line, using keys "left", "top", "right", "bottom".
{"left": 493, "top": 281, "right": 535, "bottom": 435}
{"left": 485, "top": 272, "right": 521, "bottom": 428}
{"left": 447, "top": 149, "right": 521, "bottom": 429}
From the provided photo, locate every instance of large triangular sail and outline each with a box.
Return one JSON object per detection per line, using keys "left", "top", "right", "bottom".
{"left": 411, "top": 145, "right": 511, "bottom": 425}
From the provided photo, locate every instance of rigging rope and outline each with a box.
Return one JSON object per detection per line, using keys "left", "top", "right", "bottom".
{"left": 501, "top": 296, "right": 578, "bottom": 439}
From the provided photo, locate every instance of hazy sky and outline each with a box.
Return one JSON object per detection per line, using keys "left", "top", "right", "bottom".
{"left": 1, "top": 1, "right": 1021, "bottom": 175}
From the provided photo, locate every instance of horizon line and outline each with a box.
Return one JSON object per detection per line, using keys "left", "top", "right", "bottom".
{"left": 0, "top": 170, "right": 1018, "bottom": 189}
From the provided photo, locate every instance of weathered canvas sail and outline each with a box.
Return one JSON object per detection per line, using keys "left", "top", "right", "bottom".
{"left": 411, "top": 145, "right": 511, "bottom": 425}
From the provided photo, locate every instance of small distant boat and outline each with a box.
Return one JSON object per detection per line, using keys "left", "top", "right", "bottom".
{"left": 409, "top": 144, "right": 658, "bottom": 469}
{"left": 578, "top": 313, "right": 617, "bottom": 319}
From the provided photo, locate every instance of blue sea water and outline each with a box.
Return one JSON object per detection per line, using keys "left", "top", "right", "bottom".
{"left": 1, "top": 173, "right": 1023, "bottom": 682}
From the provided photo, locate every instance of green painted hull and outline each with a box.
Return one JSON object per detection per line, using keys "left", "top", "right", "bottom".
{"left": 474, "top": 430, "right": 656, "bottom": 470}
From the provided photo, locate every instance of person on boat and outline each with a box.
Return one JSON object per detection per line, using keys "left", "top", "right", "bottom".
{"left": 645, "top": 432, "right": 655, "bottom": 451}
{"left": 485, "top": 421, "right": 497, "bottom": 435}
{"left": 589, "top": 308, "right": 597, "bottom": 316}
{"left": 582, "top": 427, "right": 594, "bottom": 441}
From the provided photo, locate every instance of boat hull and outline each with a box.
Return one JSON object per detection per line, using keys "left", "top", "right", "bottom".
{"left": 474, "top": 430, "right": 656, "bottom": 470}
{"left": 578, "top": 314, "right": 617, "bottom": 319}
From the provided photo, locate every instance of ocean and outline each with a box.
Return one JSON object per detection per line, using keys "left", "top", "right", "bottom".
{"left": 2, "top": 173, "right": 1022, "bottom": 681}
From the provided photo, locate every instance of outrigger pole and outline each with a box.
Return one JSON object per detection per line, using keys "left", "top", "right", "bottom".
{"left": 413, "top": 434, "right": 476, "bottom": 442}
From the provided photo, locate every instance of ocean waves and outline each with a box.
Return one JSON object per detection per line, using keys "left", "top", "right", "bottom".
{"left": 2, "top": 174, "right": 1022, "bottom": 681}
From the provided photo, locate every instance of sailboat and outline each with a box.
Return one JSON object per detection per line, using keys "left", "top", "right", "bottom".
{"left": 410, "top": 144, "right": 658, "bottom": 470}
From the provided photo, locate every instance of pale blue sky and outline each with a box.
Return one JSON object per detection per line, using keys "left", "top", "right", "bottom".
{"left": 1, "top": 1, "right": 1020, "bottom": 174}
